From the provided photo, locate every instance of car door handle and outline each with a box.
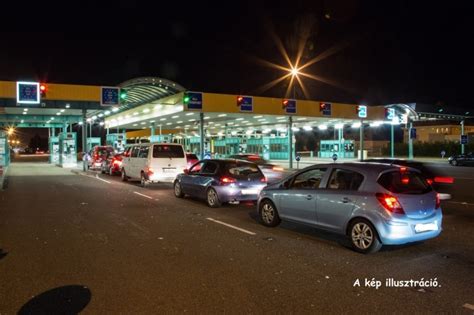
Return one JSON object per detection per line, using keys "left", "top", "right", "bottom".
{"left": 341, "top": 197, "right": 351, "bottom": 203}
{"left": 306, "top": 195, "right": 313, "bottom": 200}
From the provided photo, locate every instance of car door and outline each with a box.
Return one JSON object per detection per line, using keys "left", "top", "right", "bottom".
{"left": 194, "top": 161, "right": 219, "bottom": 196}
{"left": 180, "top": 162, "right": 204, "bottom": 196}
{"left": 278, "top": 168, "right": 328, "bottom": 225}
{"left": 137, "top": 145, "right": 150, "bottom": 176}
{"left": 315, "top": 167, "right": 364, "bottom": 232}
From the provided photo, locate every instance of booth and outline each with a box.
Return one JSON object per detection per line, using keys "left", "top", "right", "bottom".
{"left": 319, "top": 140, "right": 355, "bottom": 158}
{"left": 0, "top": 130, "right": 10, "bottom": 168}
{"left": 106, "top": 133, "right": 126, "bottom": 152}
{"left": 213, "top": 137, "right": 241, "bottom": 158}
{"left": 48, "top": 136, "right": 60, "bottom": 164}
{"left": 86, "top": 137, "right": 101, "bottom": 152}
{"left": 246, "top": 138, "right": 264, "bottom": 155}
{"left": 58, "top": 132, "right": 77, "bottom": 168}
{"left": 262, "top": 136, "right": 290, "bottom": 160}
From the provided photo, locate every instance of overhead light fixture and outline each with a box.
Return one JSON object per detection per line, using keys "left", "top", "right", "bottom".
{"left": 303, "top": 125, "right": 313, "bottom": 131}
{"left": 65, "top": 104, "right": 70, "bottom": 109}
{"left": 351, "top": 122, "right": 361, "bottom": 128}
{"left": 112, "top": 107, "right": 119, "bottom": 112}
{"left": 253, "top": 115, "right": 263, "bottom": 119}
{"left": 236, "top": 118, "right": 244, "bottom": 121}
{"left": 99, "top": 122, "right": 104, "bottom": 126}
{"left": 104, "top": 110, "right": 111, "bottom": 115}
{"left": 56, "top": 113, "right": 61, "bottom": 116}
{"left": 185, "top": 112, "right": 194, "bottom": 116}
{"left": 143, "top": 108, "right": 150, "bottom": 113}
{"left": 335, "top": 123, "right": 344, "bottom": 129}
{"left": 276, "top": 116, "right": 286, "bottom": 120}
{"left": 60, "top": 109, "right": 65, "bottom": 113}
{"left": 292, "top": 127, "right": 300, "bottom": 132}
{"left": 160, "top": 118, "right": 166, "bottom": 121}
{"left": 172, "top": 115, "right": 179, "bottom": 119}
{"left": 218, "top": 114, "right": 227, "bottom": 117}
{"left": 98, "top": 113, "right": 103, "bottom": 117}
{"left": 92, "top": 115, "right": 97, "bottom": 120}
{"left": 318, "top": 125, "right": 328, "bottom": 130}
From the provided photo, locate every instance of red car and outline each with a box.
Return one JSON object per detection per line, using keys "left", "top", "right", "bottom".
{"left": 88, "top": 145, "right": 114, "bottom": 170}
{"left": 101, "top": 153, "right": 124, "bottom": 175}
{"left": 186, "top": 153, "right": 199, "bottom": 169}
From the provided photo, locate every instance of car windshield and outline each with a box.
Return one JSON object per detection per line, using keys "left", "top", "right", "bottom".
{"left": 225, "top": 162, "right": 261, "bottom": 178}
{"left": 231, "top": 155, "right": 268, "bottom": 165}
{"left": 153, "top": 145, "right": 184, "bottom": 158}
{"left": 377, "top": 171, "right": 432, "bottom": 194}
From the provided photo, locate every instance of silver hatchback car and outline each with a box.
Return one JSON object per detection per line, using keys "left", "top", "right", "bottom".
{"left": 257, "top": 163, "right": 442, "bottom": 254}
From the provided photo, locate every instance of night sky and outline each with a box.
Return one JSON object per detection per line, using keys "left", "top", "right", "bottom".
{"left": 1, "top": 1, "right": 473, "bottom": 111}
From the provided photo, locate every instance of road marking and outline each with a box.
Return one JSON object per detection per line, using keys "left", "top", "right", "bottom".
{"left": 133, "top": 191, "right": 153, "bottom": 199}
{"left": 95, "top": 174, "right": 111, "bottom": 184}
{"left": 447, "top": 201, "right": 474, "bottom": 206}
{"left": 206, "top": 217, "right": 256, "bottom": 236}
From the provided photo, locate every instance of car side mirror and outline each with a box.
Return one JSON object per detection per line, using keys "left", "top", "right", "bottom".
{"left": 183, "top": 169, "right": 189, "bottom": 175}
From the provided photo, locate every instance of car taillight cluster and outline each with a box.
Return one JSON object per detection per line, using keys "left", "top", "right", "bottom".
{"left": 435, "top": 193, "right": 441, "bottom": 209}
{"left": 376, "top": 193, "right": 405, "bottom": 214}
{"left": 146, "top": 167, "right": 154, "bottom": 176}
{"left": 433, "top": 176, "right": 454, "bottom": 184}
{"left": 220, "top": 176, "right": 236, "bottom": 184}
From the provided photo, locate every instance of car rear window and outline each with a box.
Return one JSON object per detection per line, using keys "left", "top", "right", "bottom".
{"left": 377, "top": 171, "right": 432, "bottom": 194}
{"left": 152, "top": 145, "right": 184, "bottom": 158}
{"left": 225, "top": 162, "right": 262, "bottom": 179}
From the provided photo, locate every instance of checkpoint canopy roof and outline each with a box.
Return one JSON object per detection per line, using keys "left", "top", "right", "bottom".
{"left": 0, "top": 77, "right": 184, "bottom": 128}
{"left": 104, "top": 92, "right": 390, "bottom": 136}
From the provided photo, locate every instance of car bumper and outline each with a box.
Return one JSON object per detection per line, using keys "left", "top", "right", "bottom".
{"left": 215, "top": 185, "right": 266, "bottom": 202}
{"left": 376, "top": 211, "right": 443, "bottom": 245}
{"left": 148, "top": 173, "right": 179, "bottom": 183}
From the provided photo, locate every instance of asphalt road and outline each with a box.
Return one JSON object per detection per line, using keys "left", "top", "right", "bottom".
{"left": 1, "top": 162, "right": 473, "bottom": 313}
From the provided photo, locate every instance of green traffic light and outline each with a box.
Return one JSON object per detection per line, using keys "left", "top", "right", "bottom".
{"left": 183, "top": 96, "right": 190, "bottom": 103}
{"left": 120, "top": 92, "right": 127, "bottom": 100}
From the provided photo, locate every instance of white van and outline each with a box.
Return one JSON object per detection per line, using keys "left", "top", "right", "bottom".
{"left": 121, "top": 143, "right": 187, "bottom": 186}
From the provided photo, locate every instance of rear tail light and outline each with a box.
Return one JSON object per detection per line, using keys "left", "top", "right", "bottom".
{"left": 426, "top": 178, "right": 434, "bottom": 185}
{"left": 376, "top": 193, "right": 405, "bottom": 214}
{"left": 146, "top": 167, "right": 154, "bottom": 176}
{"left": 272, "top": 166, "right": 284, "bottom": 172}
{"left": 220, "top": 176, "right": 236, "bottom": 184}
{"left": 260, "top": 177, "right": 267, "bottom": 183}
{"left": 433, "top": 176, "right": 454, "bottom": 184}
{"left": 435, "top": 193, "right": 441, "bottom": 209}
{"left": 113, "top": 160, "right": 122, "bottom": 166}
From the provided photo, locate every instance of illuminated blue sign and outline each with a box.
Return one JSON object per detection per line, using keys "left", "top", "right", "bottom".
{"left": 101, "top": 87, "right": 120, "bottom": 106}
{"left": 17, "top": 81, "right": 40, "bottom": 104}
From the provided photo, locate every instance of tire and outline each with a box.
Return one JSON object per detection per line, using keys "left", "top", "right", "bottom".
{"left": 348, "top": 219, "right": 382, "bottom": 254}
{"left": 451, "top": 159, "right": 458, "bottom": 166}
{"left": 174, "top": 181, "right": 185, "bottom": 198}
{"left": 259, "top": 199, "right": 281, "bottom": 227}
{"left": 121, "top": 169, "right": 128, "bottom": 182}
{"left": 206, "top": 187, "right": 221, "bottom": 208}
{"left": 140, "top": 172, "right": 148, "bottom": 188}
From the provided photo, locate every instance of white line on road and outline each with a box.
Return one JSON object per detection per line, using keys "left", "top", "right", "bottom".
{"left": 447, "top": 201, "right": 474, "bottom": 206}
{"left": 95, "top": 174, "right": 111, "bottom": 184}
{"left": 133, "top": 191, "right": 153, "bottom": 199}
{"left": 206, "top": 217, "right": 256, "bottom": 236}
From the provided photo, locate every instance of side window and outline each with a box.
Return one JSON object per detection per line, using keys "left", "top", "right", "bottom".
{"left": 131, "top": 146, "right": 140, "bottom": 158}
{"left": 327, "top": 169, "right": 364, "bottom": 191}
{"left": 138, "top": 146, "right": 149, "bottom": 158}
{"left": 291, "top": 168, "right": 327, "bottom": 189}
{"left": 201, "top": 162, "right": 218, "bottom": 174}
{"left": 189, "top": 162, "right": 204, "bottom": 174}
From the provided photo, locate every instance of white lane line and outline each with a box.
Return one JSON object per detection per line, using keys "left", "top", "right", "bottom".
{"left": 95, "top": 174, "right": 111, "bottom": 184}
{"left": 133, "top": 191, "right": 153, "bottom": 199}
{"left": 206, "top": 217, "right": 256, "bottom": 236}
{"left": 447, "top": 201, "right": 474, "bottom": 206}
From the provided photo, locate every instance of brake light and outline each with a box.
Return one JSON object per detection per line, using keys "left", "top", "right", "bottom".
{"left": 376, "top": 193, "right": 405, "bottom": 214}
{"left": 113, "top": 160, "right": 122, "bottom": 166}
{"left": 146, "top": 167, "right": 154, "bottom": 176}
{"left": 426, "top": 178, "right": 434, "bottom": 185}
{"left": 400, "top": 167, "right": 407, "bottom": 172}
{"left": 220, "top": 176, "right": 236, "bottom": 184}
{"left": 435, "top": 193, "right": 440, "bottom": 209}
{"left": 272, "top": 166, "right": 284, "bottom": 172}
{"left": 401, "top": 176, "right": 410, "bottom": 184}
{"left": 434, "top": 176, "right": 454, "bottom": 184}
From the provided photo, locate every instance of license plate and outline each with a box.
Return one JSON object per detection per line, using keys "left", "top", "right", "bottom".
{"left": 415, "top": 221, "right": 438, "bottom": 233}
{"left": 162, "top": 168, "right": 176, "bottom": 173}
{"left": 241, "top": 189, "right": 258, "bottom": 195}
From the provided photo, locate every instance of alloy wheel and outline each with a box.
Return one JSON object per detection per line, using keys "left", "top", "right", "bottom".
{"left": 351, "top": 222, "right": 374, "bottom": 250}
{"left": 261, "top": 203, "right": 275, "bottom": 224}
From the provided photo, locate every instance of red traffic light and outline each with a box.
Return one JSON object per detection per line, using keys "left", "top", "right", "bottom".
{"left": 282, "top": 99, "right": 289, "bottom": 106}
{"left": 237, "top": 96, "right": 244, "bottom": 106}
{"left": 40, "top": 84, "right": 46, "bottom": 91}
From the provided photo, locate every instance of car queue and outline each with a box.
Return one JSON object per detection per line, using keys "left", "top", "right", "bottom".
{"left": 89, "top": 142, "right": 444, "bottom": 254}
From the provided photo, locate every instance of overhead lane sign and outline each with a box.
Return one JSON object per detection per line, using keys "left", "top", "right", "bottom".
{"left": 282, "top": 99, "right": 296, "bottom": 114}
{"left": 101, "top": 87, "right": 120, "bottom": 106}
{"left": 184, "top": 91, "right": 203, "bottom": 110}
{"left": 237, "top": 96, "right": 253, "bottom": 112}
{"left": 17, "top": 81, "right": 40, "bottom": 104}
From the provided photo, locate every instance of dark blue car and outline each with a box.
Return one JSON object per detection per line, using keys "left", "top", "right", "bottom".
{"left": 173, "top": 159, "right": 267, "bottom": 207}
